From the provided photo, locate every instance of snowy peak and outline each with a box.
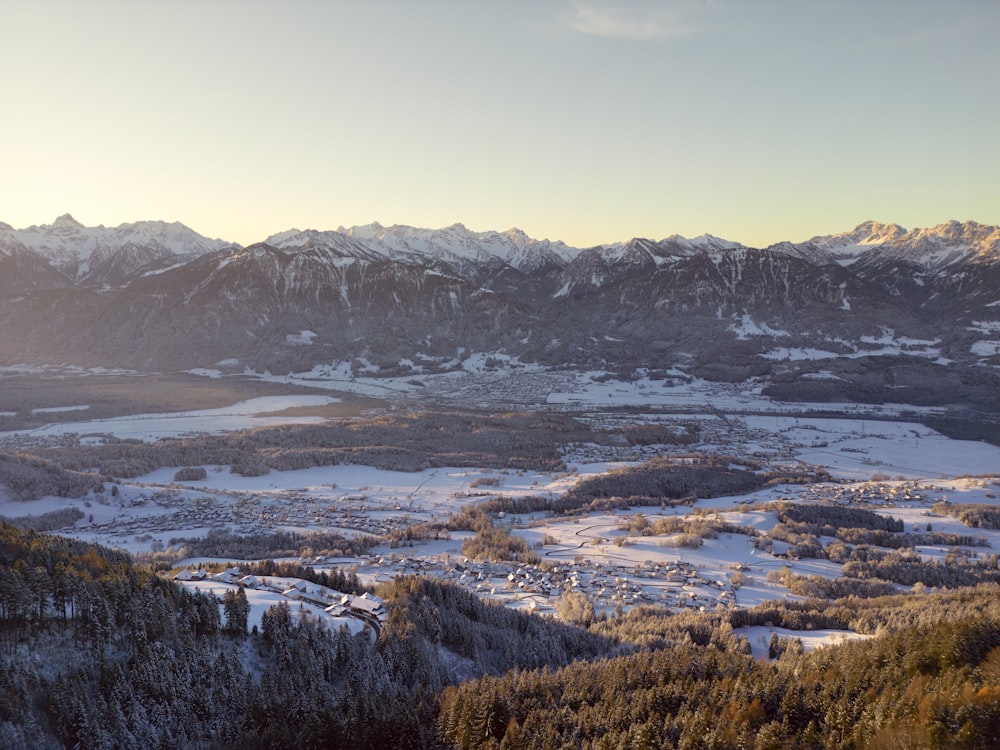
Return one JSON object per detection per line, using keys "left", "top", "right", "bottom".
{"left": 8, "top": 215, "right": 238, "bottom": 279}
{"left": 3, "top": 214, "right": 998, "bottom": 300}
{"left": 263, "top": 228, "right": 386, "bottom": 263}
{"left": 2, "top": 213, "right": 999, "bottom": 377}
{"left": 328, "top": 223, "right": 749, "bottom": 276}
{"left": 305, "top": 221, "right": 579, "bottom": 273}
{"left": 898, "top": 220, "right": 1000, "bottom": 264}
{"left": 796, "top": 220, "right": 1000, "bottom": 270}
{"left": 51, "top": 213, "right": 85, "bottom": 230}
{"left": 829, "top": 221, "right": 908, "bottom": 247}
{"left": 660, "top": 233, "right": 743, "bottom": 252}
{"left": 798, "top": 221, "right": 907, "bottom": 265}
{"left": 847, "top": 220, "right": 1000, "bottom": 271}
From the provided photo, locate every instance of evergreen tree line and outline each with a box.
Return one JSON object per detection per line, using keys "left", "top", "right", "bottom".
{"left": 33, "top": 410, "right": 594, "bottom": 485}
{"left": 0, "top": 451, "right": 104, "bottom": 501}
{"left": 0, "top": 526, "right": 615, "bottom": 748}
{"left": 563, "top": 457, "right": 768, "bottom": 504}
{"left": 439, "top": 591, "right": 1000, "bottom": 749}
{"left": 0, "top": 506, "right": 85, "bottom": 533}
{"left": 3, "top": 523, "right": 1000, "bottom": 749}
{"left": 936, "top": 503, "right": 1000, "bottom": 530}
{"left": 166, "top": 527, "right": 378, "bottom": 561}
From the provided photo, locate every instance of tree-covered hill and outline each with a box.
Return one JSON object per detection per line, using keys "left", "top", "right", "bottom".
{"left": 2, "top": 523, "right": 1000, "bottom": 748}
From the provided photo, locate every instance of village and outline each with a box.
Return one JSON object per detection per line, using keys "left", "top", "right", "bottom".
{"left": 354, "top": 551, "right": 740, "bottom": 616}
{"left": 69, "top": 450, "right": 989, "bottom": 632}
{"left": 4, "top": 383, "right": 999, "bottom": 635}
{"left": 171, "top": 544, "right": 744, "bottom": 636}
{"left": 86, "top": 484, "right": 435, "bottom": 547}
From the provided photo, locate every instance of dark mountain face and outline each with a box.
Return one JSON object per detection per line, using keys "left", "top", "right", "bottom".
{"left": 0, "top": 218, "right": 997, "bottom": 383}
{"left": 0, "top": 244, "right": 73, "bottom": 296}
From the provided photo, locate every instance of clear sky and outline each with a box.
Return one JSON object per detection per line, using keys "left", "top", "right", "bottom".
{"left": 2, "top": 0, "right": 997, "bottom": 248}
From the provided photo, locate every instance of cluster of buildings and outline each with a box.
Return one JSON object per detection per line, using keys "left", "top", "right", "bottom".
{"left": 346, "top": 552, "right": 740, "bottom": 617}
{"left": 86, "top": 485, "right": 434, "bottom": 547}
{"left": 174, "top": 565, "right": 388, "bottom": 631}
{"left": 794, "top": 481, "right": 936, "bottom": 507}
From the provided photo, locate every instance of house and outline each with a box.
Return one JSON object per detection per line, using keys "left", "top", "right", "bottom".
{"left": 213, "top": 569, "right": 242, "bottom": 584}
{"left": 346, "top": 592, "right": 387, "bottom": 621}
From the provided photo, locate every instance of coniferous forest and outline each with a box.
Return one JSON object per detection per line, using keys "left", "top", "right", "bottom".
{"left": 1, "top": 523, "right": 999, "bottom": 748}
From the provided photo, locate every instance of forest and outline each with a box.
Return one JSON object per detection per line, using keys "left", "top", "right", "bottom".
{"left": 1, "top": 523, "right": 999, "bottom": 749}
{"left": 8, "top": 411, "right": 597, "bottom": 484}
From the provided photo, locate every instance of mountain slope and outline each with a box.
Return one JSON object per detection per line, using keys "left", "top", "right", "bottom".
{"left": 0, "top": 216, "right": 996, "bottom": 390}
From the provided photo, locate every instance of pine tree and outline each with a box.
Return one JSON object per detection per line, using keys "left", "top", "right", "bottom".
{"left": 223, "top": 587, "right": 249, "bottom": 635}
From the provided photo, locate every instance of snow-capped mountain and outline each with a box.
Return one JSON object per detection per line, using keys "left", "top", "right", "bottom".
{"left": 266, "top": 221, "right": 578, "bottom": 276}
{"left": 0, "top": 215, "right": 997, "bottom": 413}
{"left": 0, "top": 214, "right": 238, "bottom": 282}
{"left": 804, "top": 220, "right": 1000, "bottom": 270}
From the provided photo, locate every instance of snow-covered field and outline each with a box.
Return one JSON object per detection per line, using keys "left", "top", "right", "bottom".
{"left": 178, "top": 577, "right": 368, "bottom": 636}
{"left": 739, "top": 625, "right": 873, "bottom": 660}
{"left": 0, "top": 395, "right": 339, "bottom": 441}
{"left": 3, "top": 366, "right": 1000, "bottom": 637}
{"left": 739, "top": 415, "right": 1000, "bottom": 479}
{"left": 201, "top": 359, "right": 940, "bottom": 416}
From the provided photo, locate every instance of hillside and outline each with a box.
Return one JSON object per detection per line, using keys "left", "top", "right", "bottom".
{"left": 2, "top": 523, "right": 998, "bottom": 748}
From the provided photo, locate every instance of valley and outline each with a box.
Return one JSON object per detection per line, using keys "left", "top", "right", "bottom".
{"left": 2, "top": 216, "right": 1000, "bottom": 748}
{"left": 3, "top": 363, "right": 998, "bottom": 629}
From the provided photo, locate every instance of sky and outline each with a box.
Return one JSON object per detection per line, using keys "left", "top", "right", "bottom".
{"left": 2, "top": 0, "right": 997, "bottom": 248}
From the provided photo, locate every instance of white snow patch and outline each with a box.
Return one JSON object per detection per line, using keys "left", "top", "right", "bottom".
{"left": 31, "top": 404, "right": 90, "bottom": 414}
{"left": 739, "top": 626, "right": 872, "bottom": 660}
{"left": 739, "top": 415, "right": 1000, "bottom": 480}
{"left": 730, "top": 315, "right": 790, "bottom": 340}
{"left": 0, "top": 395, "right": 339, "bottom": 442}
{"left": 971, "top": 340, "right": 1000, "bottom": 357}
{"left": 177, "top": 578, "right": 366, "bottom": 636}
{"left": 800, "top": 371, "right": 841, "bottom": 381}
{"left": 285, "top": 330, "right": 318, "bottom": 346}
{"left": 760, "top": 348, "right": 841, "bottom": 361}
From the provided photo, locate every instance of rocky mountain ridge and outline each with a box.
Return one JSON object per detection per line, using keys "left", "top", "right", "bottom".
{"left": 0, "top": 214, "right": 237, "bottom": 286}
{"left": 0, "top": 216, "right": 997, "bottom": 413}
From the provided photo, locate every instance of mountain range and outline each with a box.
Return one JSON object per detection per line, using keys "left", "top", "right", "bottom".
{"left": 1, "top": 214, "right": 998, "bottom": 413}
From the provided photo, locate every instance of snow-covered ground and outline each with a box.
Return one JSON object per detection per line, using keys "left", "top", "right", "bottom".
{"left": 4, "top": 453, "right": 997, "bottom": 624}
{"left": 0, "top": 395, "right": 339, "bottom": 442}
{"left": 738, "top": 625, "right": 873, "bottom": 661}
{"left": 3, "top": 366, "right": 1000, "bottom": 630}
{"left": 178, "top": 577, "right": 367, "bottom": 636}
{"left": 738, "top": 415, "right": 1000, "bottom": 480}
{"left": 167, "top": 358, "right": 942, "bottom": 416}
